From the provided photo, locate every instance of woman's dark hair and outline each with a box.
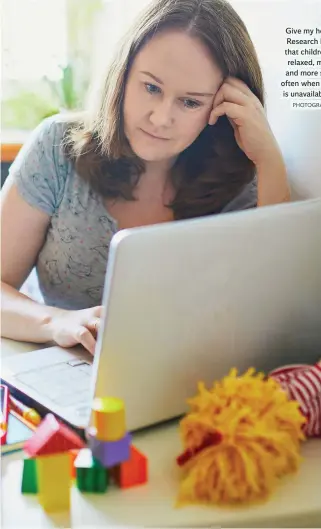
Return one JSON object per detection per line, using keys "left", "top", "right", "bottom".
{"left": 64, "top": 0, "right": 265, "bottom": 219}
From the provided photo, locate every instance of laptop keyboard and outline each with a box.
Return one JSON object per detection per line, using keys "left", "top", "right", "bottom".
{"left": 15, "top": 359, "right": 92, "bottom": 409}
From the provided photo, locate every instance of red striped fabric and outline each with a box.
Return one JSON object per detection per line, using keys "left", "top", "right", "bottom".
{"left": 269, "top": 363, "right": 321, "bottom": 437}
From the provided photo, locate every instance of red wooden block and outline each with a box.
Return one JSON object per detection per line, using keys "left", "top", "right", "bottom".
{"left": 24, "top": 414, "right": 85, "bottom": 458}
{"left": 112, "top": 445, "right": 148, "bottom": 488}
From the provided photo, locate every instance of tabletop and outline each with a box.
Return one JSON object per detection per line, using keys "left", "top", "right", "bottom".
{"left": 1, "top": 337, "right": 321, "bottom": 528}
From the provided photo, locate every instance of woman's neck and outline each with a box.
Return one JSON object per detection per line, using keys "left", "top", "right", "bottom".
{"left": 143, "top": 156, "right": 177, "bottom": 176}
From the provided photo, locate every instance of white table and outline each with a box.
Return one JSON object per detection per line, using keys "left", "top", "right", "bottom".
{"left": 1, "top": 337, "right": 321, "bottom": 528}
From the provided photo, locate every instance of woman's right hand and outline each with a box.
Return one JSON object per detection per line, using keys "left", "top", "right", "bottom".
{"left": 48, "top": 305, "right": 103, "bottom": 355}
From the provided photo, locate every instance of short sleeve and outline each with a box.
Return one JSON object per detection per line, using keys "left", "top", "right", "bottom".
{"left": 9, "top": 116, "right": 68, "bottom": 216}
{"left": 221, "top": 177, "right": 258, "bottom": 213}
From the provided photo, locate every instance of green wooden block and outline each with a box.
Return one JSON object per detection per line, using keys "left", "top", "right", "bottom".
{"left": 21, "top": 457, "right": 38, "bottom": 494}
{"left": 95, "top": 466, "right": 109, "bottom": 493}
{"left": 75, "top": 448, "right": 109, "bottom": 493}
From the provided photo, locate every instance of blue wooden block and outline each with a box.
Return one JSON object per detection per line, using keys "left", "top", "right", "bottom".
{"left": 88, "top": 429, "right": 131, "bottom": 468}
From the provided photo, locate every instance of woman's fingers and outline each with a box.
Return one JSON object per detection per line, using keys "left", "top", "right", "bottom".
{"left": 78, "top": 306, "right": 103, "bottom": 354}
{"left": 213, "top": 83, "right": 250, "bottom": 110}
{"left": 209, "top": 90, "right": 247, "bottom": 125}
{"left": 209, "top": 77, "right": 265, "bottom": 125}
{"left": 225, "top": 77, "right": 262, "bottom": 108}
{"left": 88, "top": 318, "right": 101, "bottom": 337}
{"left": 210, "top": 102, "right": 245, "bottom": 124}
{"left": 76, "top": 326, "right": 97, "bottom": 355}
{"left": 93, "top": 305, "right": 103, "bottom": 317}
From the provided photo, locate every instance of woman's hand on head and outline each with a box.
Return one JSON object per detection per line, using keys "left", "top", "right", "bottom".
{"left": 48, "top": 305, "right": 103, "bottom": 355}
{"left": 208, "top": 77, "right": 282, "bottom": 168}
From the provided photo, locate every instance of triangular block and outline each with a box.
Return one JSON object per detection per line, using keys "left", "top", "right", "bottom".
{"left": 111, "top": 445, "right": 148, "bottom": 488}
{"left": 24, "top": 414, "right": 85, "bottom": 457}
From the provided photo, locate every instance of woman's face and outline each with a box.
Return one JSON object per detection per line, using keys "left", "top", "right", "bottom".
{"left": 123, "top": 30, "right": 223, "bottom": 165}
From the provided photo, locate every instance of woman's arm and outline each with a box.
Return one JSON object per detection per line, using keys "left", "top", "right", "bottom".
{"left": 1, "top": 179, "right": 62, "bottom": 343}
{"left": 1, "top": 282, "right": 61, "bottom": 343}
{"left": 1, "top": 115, "right": 104, "bottom": 354}
{"left": 1, "top": 180, "right": 102, "bottom": 354}
{"left": 209, "top": 77, "right": 292, "bottom": 208}
{"left": 256, "top": 150, "right": 291, "bottom": 207}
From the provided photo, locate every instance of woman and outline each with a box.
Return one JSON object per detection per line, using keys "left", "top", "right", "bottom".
{"left": 1, "top": 0, "right": 290, "bottom": 355}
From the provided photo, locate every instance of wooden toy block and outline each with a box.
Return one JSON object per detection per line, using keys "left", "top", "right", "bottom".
{"left": 24, "top": 413, "right": 85, "bottom": 457}
{"left": 21, "top": 456, "right": 38, "bottom": 494}
{"left": 74, "top": 448, "right": 109, "bottom": 493}
{"left": 111, "top": 445, "right": 148, "bottom": 488}
{"left": 87, "top": 426, "right": 131, "bottom": 467}
{"left": 70, "top": 448, "right": 80, "bottom": 479}
{"left": 92, "top": 397, "right": 126, "bottom": 441}
{"left": 36, "top": 452, "right": 71, "bottom": 512}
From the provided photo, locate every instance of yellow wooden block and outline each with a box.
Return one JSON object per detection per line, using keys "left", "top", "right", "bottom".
{"left": 92, "top": 397, "right": 126, "bottom": 441}
{"left": 36, "top": 452, "right": 71, "bottom": 512}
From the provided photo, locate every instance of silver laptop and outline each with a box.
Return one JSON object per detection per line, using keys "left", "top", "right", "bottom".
{"left": 2, "top": 198, "right": 321, "bottom": 433}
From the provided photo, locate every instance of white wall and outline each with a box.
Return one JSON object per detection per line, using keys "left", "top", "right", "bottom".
{"left": 93, "top": 0, "right": 321, "bottom": 200}
{"left": 231, "top": 0, "right": 321, "bottom": 200}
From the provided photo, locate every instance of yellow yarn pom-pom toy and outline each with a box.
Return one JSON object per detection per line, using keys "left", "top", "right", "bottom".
{"left": 176, "top": 367, "right": 306, "bottom": 506}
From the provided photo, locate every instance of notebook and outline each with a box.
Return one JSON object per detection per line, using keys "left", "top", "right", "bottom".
{"left": 1, "top": 410, "right": 36, "bottom": 455}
